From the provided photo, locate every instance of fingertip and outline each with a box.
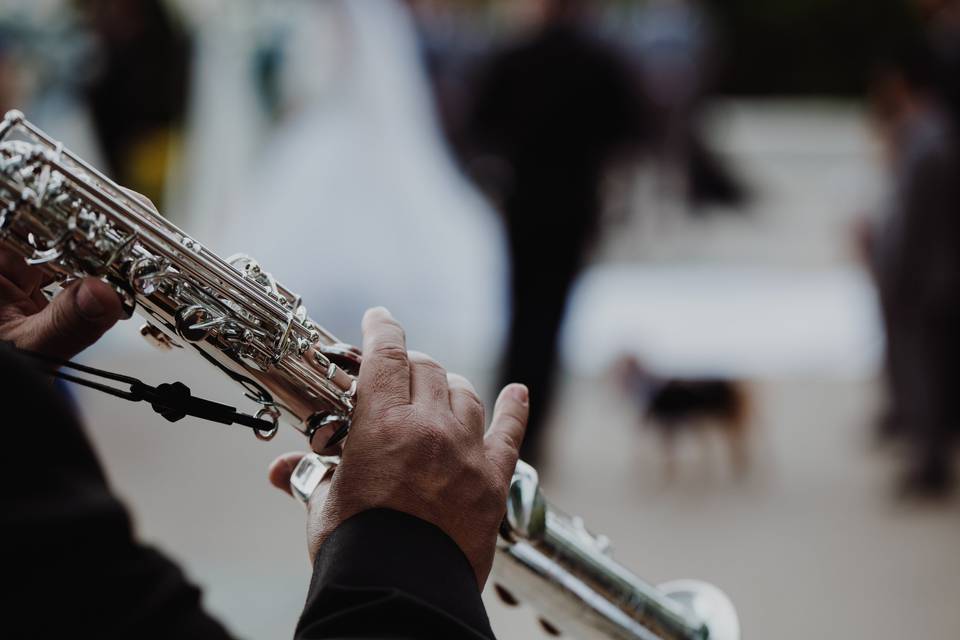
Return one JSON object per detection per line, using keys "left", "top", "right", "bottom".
{"left": 489, "top": 383, "right": 530, "bottom": 453}
{"left": 362, "top": 306, "right": 393, "bottom": 327}
{"left": 497, "top": 383, "right": 529, "bottom": 408}
{"left": 75, "top": 278, "right": 123, "bottom": 323}
{"left": 268, "top": 452, "right": 307, "bottom": 497}
{"left": 509, "top": 383, "right": 529, "bottom": 406}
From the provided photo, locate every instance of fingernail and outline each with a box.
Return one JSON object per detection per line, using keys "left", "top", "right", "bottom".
{"left": 76, "top": 283, "right": 106, "bottom": 320}
{"left": 511, "top": 384, "right": 528, "bottom": 406}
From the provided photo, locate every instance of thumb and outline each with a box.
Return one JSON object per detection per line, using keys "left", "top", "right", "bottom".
{"left": 23, "top": 278, "right": 123, "bottom": 360}
{"left": 268, "top": 451, "right": 308, "bottom": 498}
{"left": 485, "top": 384, "right": 529, "bottom": 483}
{"left": 269, "top": 451, "right": 335, "bottom": 515}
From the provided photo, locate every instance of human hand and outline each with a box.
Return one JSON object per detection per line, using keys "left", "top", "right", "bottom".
{"left": 0, "top": 187, "right": 159, "bottom": 359}
{"left": 269, "top": 307, "right": 529, "bottom": 587}
{"left": 0, "top": 249, "right": 123, "bottom": 360}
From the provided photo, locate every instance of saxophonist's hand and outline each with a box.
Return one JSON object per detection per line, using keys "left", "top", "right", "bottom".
{"left": 269, "top": 307, "right": 529, "bottom": 587}
{"left": 0, "top": 187, "right": 155, "bottom": 360}
{"left": 0, "top": 249, "right": 123, "bottom": 360}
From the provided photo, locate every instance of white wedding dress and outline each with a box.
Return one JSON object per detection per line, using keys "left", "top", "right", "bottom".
{"left": 181, "top": 0, "right": 507, "bottom": 374}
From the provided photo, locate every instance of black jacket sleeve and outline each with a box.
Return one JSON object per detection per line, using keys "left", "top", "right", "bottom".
{"left": 1, "top": 348, "right": 237, "bottom": 640}
{"left": 296, "top": 508, "right": 495, "bottom": 640}
{"left": 3, "top": 348, "right": 496, "bottom": 640}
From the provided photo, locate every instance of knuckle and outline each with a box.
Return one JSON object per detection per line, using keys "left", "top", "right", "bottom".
{"left": 415, "top": 355, "right": 446, "bottom": 375}
{"left": 462, "top": 395, "right": 484, "bottom": 425}
{"left": 499, "top": 409, "right": 526, "bottom": 431}
{"left": 448, "top": 372, "right": 477, "bottom": 393}
{"left": 481, "top": 474, "right": 507, "bottom": 508}
{"left": 455, "top": 381, "right": 482, "bottom": 406}
{"left": 385, "top": 404, "right": 417, "bottom": 425}
{"left": 495, "top": 427, "right": 521, "bottom": 452}
{"left": 372, "top": 342, "right": 408, "bottom": 363}
{"left": 48, "top": 300, "right": 74, "bottom": 335}
{"left": 467, "top": 391, "right": 484, "bottom": 413}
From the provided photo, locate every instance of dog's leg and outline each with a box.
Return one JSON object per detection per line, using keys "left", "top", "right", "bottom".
{"left": 698, "top": 420, "right": 717, "bottom": 483}
{"left": 727, "top": 387, "right": 752, "bottom": 479}
{"left": 659, "top": 424, "right": 678, "bottom": 483}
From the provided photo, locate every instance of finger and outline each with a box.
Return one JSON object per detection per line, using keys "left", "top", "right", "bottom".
{"left": 268, "top": 452, "right": 308, "bottom": 497}
{"left": 0, "top": 249, "right": 43, "bottom": 297}
{"left": 268, "top": 452, "right": 335, "bottom": 512}
{"left": 408, "top": 350, "right": 448, "bottom": 407}
{"left": 20, "top": 277, "right": 123, "bottom": 359}
{"left": 359, "top": 307, "right": 409, "bottom": 407}
{"left": 448, "top": 372, "right": 484, "bottom": 434}
{"left": 29, "top": 285, "right": 49, "bottom": 311}
{"left": 0, "top": 273, "right": 35, "bottom": 316}
{"left": 485, "top": 384, "right": 530, "bottom": 481}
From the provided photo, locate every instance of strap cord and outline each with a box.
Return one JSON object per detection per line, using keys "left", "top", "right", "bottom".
{"left": 9, "top": 345, "right": 275, "bottom": 433}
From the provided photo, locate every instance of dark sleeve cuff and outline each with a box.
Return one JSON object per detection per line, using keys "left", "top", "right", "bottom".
{"left": 297, "top": 508, "right": 494, "bottom": 639}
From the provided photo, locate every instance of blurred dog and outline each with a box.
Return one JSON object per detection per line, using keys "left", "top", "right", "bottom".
{"left": 614, "top": 355, "right": 751, "bottom": 479}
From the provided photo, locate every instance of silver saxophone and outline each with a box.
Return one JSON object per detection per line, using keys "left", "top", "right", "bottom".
{"left": 0, "top": 110, "right": 739, "bottom": 640}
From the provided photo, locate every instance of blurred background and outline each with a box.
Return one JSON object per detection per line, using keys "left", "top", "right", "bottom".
{"left": 3, "top": 0, "right": 960, "bottom": 637}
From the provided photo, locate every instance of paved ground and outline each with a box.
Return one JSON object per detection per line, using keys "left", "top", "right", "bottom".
{"left": 75, "top": 101, "right": 960, "bottom": 639}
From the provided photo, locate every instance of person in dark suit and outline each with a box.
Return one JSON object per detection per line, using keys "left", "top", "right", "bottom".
{"left": 465, "top": 0, "right": 644, "bottom": 465}
{"left": 81, "top": 0, "right": 191, "bottom": 203}
{"left": 0, "top": 247, "right": 529, "bottom": 639}
{"left": 869, "top": 50, "right": 960, "bottom": 496}
{"left": 918, "top": 0, "right": 960, "bottom": 127}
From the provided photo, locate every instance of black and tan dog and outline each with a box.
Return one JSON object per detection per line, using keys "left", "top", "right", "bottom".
{"left": 614, "top": 355, "right": 751, "bottom": 479}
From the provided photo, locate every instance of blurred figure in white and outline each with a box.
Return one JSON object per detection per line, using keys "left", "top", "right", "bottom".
{"left": 179, "top": 0, "right": 507, "bottom": 377}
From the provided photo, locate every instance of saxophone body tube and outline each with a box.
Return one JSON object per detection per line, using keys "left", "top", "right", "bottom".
{"left": 492, "top": 461, "right": 739, "bottom": 640}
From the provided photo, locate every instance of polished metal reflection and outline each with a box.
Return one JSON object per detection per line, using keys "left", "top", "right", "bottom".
{"left": 0, "top": 111, "right": 739, "bottom": 640}
{"left": 495, "top": 461, "right": 739, "bottom": 640}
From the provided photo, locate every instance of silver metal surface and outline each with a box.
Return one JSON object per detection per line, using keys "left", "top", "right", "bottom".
{"left": 493, "top": 461, "right": 738, "bottom": 640}
{"left": 0, "top": 109, "right": 358, "bottom": 446}
{"left": 0, "top": 111, "right": 739, "bottom": 640}
{"left": 290, "top": 453, "right": 339, "bottom": 504}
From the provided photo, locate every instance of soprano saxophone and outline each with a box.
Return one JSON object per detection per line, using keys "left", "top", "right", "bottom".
{"left": 0, "top": 111, "right": 739, "bottom": 640}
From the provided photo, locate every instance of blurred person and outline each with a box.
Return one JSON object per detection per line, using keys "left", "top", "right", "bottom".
{"left": 78, "top": 0, "right": 191, "bottom": 204}
{"left": 405, "top": 0, "right": 485, "bottom": 149}
{"left": 465, "top": 0, "right": 645, "bottom": 465}
{"left": 916, "top": 0, "right": 960, "bottom": 125}
{"left": 867, "top": 47, "right": 960, "bottom": 496}
{"left": 191, "top": 0, "right": 506, "bottom": 378}
{"left": 1, "top": 245, "right": 529, "bottom": 638}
